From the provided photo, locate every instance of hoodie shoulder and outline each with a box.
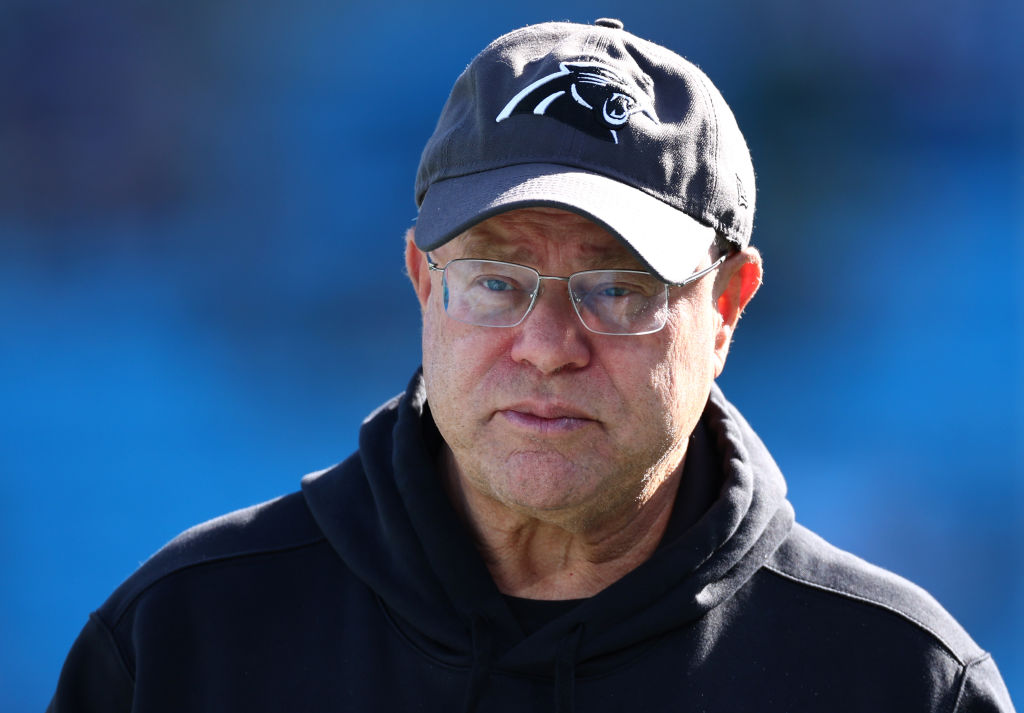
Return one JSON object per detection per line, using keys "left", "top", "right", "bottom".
{"left": 97, "top": 489, "right": 326, "bottom": 625}
{"left": 765, "top": 523, "right": 985, "bottom": 666}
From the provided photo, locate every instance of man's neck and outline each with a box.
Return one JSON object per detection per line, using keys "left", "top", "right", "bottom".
{"left": 441, "top": 449, "right": 685, "bottom": 600}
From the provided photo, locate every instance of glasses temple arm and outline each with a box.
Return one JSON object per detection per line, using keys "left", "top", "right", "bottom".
{"left": 675, "top": 251, "right": 730, "bottom": 286}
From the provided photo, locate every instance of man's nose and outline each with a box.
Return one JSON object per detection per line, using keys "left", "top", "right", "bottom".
{"left": 509, "top": 280, "right": 591, "bottom": 374}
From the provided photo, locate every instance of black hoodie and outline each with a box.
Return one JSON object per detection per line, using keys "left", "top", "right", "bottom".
{"left": 49, "top": 372, "right": 1015, "bottom": 712}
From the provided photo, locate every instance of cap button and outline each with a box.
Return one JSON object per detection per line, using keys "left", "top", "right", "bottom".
{"left": 594, "top": 18, "right": 624, "bottom": 30}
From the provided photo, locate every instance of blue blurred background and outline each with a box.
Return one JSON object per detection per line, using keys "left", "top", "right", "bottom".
{"left": 2, "top": 0, "right": 1021, "bottom": 709}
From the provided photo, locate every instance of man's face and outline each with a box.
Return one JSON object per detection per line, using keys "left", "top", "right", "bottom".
{"left": 408, "top": 208, "right": 758, "bottom": 534}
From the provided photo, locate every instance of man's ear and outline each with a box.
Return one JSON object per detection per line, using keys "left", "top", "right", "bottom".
{"left": 405, "top": 228, "right": 432, "bottom": 310}
{"left": 712, "top": 246, "right": 762, "bottom": 378}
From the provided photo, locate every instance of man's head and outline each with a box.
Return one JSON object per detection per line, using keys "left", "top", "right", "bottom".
{"left": 406, "top": 20, "right": 761, "bottom": 536}
{"left": 413, "top": 18, "right": 755, "bottom": 285}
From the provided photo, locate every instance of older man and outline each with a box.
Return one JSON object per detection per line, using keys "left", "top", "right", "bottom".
{"left": 50, "top": 19, "right": 1013, "bottom": 713}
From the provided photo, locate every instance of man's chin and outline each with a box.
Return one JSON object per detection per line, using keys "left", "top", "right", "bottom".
{"left": 486, "top": 457, "right": 607, "bottom": 516}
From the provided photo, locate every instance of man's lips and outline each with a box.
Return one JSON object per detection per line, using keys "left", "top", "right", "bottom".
{"left": 496, "top": 402, "right": 597, "bottom": 433}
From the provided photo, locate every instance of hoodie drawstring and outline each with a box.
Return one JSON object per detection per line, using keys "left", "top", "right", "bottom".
{"left": 462, "top": 615, "right": 494, "bottom": 713}
{"left": 554, "top": 624, "right": 584, "bottom": 713}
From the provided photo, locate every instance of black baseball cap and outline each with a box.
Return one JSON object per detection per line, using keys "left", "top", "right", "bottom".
{"left": 414, "top": 19, "right": 755, "bottom": 285}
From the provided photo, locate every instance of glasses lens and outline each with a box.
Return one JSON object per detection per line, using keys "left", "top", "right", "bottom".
{"left": 569, "top": 270, "right": 669, "bottom": 335}
{"left": 442, "top": 259, "right": 539, "bottom": 327}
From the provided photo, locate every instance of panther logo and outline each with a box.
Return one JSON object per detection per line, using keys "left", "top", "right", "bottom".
{"left": 495, "top": 61, "right": 659, "bottom": 144}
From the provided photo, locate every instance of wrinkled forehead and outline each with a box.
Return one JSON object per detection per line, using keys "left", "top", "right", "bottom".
{"left": 436, "top": 208, "right": 645, "bottom": 270}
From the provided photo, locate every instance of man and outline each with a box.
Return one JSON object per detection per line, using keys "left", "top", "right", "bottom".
{"left": 50, "top": 19, "right": 1014, "bottom": 712}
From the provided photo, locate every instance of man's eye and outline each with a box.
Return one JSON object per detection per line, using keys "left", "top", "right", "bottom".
{"left": 480, "top": 277, "right": 517, "bottom": 292}
{"left": 600, "top": 285, "right": 631, "bottom": 297}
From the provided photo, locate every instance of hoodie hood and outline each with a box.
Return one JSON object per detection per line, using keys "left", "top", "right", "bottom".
{"left": 302, "top": 369, "right": 794, "bottom": 685}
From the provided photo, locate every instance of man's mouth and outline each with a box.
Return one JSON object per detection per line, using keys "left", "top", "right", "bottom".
{"left": 497, "top": 402, "right": 596, "bottom": 433}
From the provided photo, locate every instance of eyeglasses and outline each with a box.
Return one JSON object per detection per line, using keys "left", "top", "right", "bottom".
{"left": 425, "top": 253, "right": 728, "bottom": 336}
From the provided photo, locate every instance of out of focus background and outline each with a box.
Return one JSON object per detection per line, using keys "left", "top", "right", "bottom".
{"left": 2, "top": 0, "right": 1021, "bottom": 708}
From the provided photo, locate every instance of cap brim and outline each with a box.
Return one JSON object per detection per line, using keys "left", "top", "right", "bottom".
{"left": 415, "top": 163, "right": 717, "bottom": 285}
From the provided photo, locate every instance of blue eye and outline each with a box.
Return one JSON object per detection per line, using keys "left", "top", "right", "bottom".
{"left": 482, "top": 278, "right": 515, "bottom": 292}
{"left": 599, "top": 285, "right": 630, "bottom": 298}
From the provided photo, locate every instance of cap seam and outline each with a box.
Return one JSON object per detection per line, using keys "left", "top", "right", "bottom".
{"left": 684, "top": 62, "right": 722, "bottom": 213}
{"left": 701, "top": 73, "right": 722, "bottom": 208}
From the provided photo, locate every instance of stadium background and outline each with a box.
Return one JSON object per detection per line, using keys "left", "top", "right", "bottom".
{"left": 1, "top": 0, "right": 1021, "bottom": 708}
